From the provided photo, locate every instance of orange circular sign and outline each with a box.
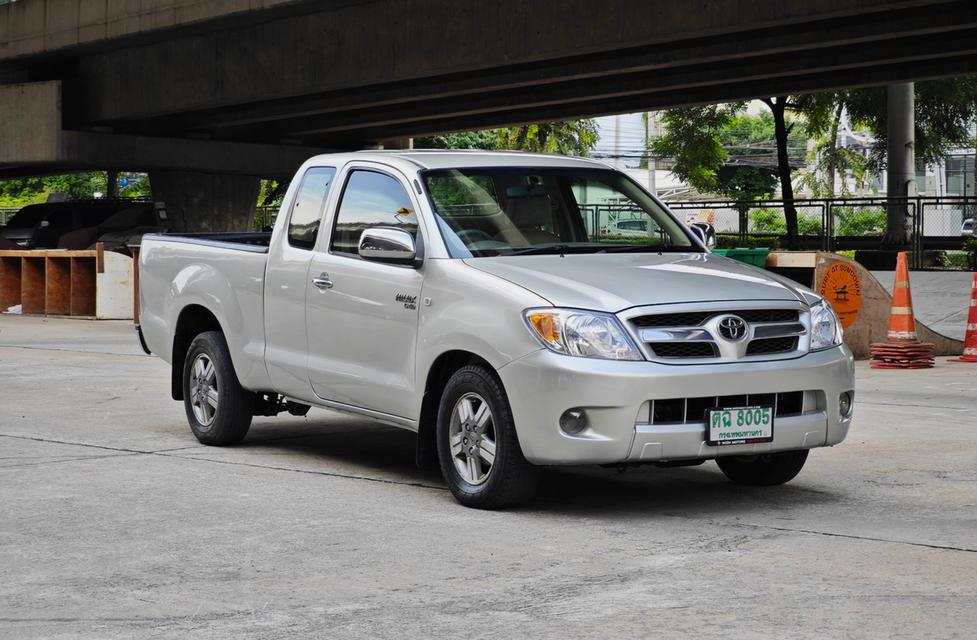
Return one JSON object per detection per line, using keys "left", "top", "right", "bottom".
{"left": 818, "top": 262, "right": 862, "bottom": 329}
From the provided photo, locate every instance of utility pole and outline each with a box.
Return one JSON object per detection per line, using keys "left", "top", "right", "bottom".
{"left": 613, "top": 114, "right": 621, "bottom": 170}
{"left": 885, "top": 82, "right": 915, "bottom": 246}
{"left": 646, "top": 112, "right": 657, "bottom": 197}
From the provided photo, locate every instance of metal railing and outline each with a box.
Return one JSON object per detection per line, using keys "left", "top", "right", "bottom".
{"left": 663, "top": 196, "right": 976, "bottom": 269}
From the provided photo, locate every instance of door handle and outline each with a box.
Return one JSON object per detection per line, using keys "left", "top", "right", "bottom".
{"left": 312, "top": 272, "right": 333, "bottom": 290}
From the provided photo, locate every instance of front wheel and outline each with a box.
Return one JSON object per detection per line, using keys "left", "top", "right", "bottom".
{"left": 182, "top": 331, "right": 254, "bottom": 446}
{"left": 716, "top": 449, "right": 809, "bottom": 486}
{"left": 436, "top": 365, "right": 539, "bottom": 509}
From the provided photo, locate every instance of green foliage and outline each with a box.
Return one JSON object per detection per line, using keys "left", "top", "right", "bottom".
{"left": 938, "top": 250, "right": 970, "bottom": 269}
{"left": 258, "top": 179, "right": 286, "bottom": 207}
{"left": 749, "top": 208, "right": 822, "bottom": 234}
{"left": 0, "top": 172, "right": 109, "bottom": 206}
{"left": 834, "top": 206, "right": 886, "bottom": 236}
{"left": 117, "top": 173, "right": 151, "bottom": 199}
{"left": 425, "top": 174, "right": 497, "bottom": 209}
{"left": 965, "top": 237, "right": 977, "bottom": 270}
{"left": 844, "top": 77, "right": 977, "bottom": 170}
{"left": 496, "top": 120, "right": 599, "bottom": 156}
{"left": 415, "top": 130, "right": 501, "bottom": 150}
{"left": 652, "top": 104, "right": 743, "bottom": 192}
{"left": 416, "top": 120, "right": 599, "bottom": 157}
{"left": 715, "top": 165, "right": 778, "bottom": 204}
{"left": 719, "top": 112, "right": 776, "bottom": 148}
{"left": 835, "top": 250, "right": 857, "bottom": 260}
{"left": 715, "top": 234, "right": 781, "bottom": 249}
{"left": 653, "top": 105, "right": 806, "bottom": 199}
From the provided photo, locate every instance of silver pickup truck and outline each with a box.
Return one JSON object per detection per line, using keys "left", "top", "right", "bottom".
{"left": 138, "top": 151, "right": 854, "bottom": 508}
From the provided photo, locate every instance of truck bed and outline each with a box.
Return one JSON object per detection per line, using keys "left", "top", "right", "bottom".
{"left": 142, "top": 232, "right": 271, "bottom": 253}
{"left": 138, "top": 232, "right": 273, "bottom": 391}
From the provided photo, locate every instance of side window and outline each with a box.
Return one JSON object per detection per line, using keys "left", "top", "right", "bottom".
{"left": 287, "top": 167, "right": 336, "bottom": 249}
{"left": 331, "top": 170, "right": 418, "bottom": 254}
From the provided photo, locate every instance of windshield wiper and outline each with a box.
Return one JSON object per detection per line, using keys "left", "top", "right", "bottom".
{"left": 601, "top": 244, "right": 700, "bottom": 253}
{"left": 505, "top": 244, "right": 579, "bottom": 256}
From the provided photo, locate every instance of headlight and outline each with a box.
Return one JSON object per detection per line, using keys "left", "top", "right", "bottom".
{"left": 524, "top": 308, "right": 643, "bottom": 360}
{"left": 809, "top": 299, "right": 843, "bottom": 351}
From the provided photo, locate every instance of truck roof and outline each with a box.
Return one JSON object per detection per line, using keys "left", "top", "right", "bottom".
{"left": 303, "top": 150, "right": 612, "bottom": 171}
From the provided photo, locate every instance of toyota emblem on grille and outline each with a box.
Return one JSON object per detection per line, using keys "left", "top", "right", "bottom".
{"left": 717, "top": 315, "right": 748, "bottom": 341}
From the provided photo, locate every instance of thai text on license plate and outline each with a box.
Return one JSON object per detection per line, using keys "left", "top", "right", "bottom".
{"left": 706, "top": 406, "right": 774, "bottom": 446}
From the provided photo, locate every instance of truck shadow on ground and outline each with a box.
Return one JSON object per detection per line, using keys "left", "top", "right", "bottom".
{"left": 239, "top": 417, "right": 844, "bottom": 516}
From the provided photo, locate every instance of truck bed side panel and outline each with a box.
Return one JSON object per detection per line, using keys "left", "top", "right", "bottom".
{"left": 139, "top": 237, "right": 272, "bottom": 392}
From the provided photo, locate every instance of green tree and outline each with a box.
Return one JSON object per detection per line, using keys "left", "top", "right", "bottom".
{"left": 416, "top": 120, "right": 599, "bottom": 156}
{"left": 843, "top": 77, "right": 977, "bottom": 243}
{"left": 0, "top": 172, "right": 109, "bottom": 206}
{"left": 652, "top": 104, "right": 741, "bottom": 193}
{"left": 415, "top": 130, "right": 500, "bottom": 150}
{"left": 716, "top": 164, "right": 779, "bottom": 237}
{"left": 496, "top": 120, "right": 598, "bottom": 156}
{"left": 845, "top": 77, "right": 977, "bottom": 170}
{"left": 653, "top": 105, "right": 792, "bottom": 238}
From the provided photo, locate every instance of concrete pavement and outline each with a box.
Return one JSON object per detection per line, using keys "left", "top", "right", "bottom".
{"left": 872, "top": 270, "right": 974, "bottom": 341}
{"left": 1, "top": 316, "right": 975, "bottom": 639}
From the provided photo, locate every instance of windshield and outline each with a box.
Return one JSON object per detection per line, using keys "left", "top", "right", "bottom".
{"left": 422, "top": 168, "right": 699, "bottom": 257}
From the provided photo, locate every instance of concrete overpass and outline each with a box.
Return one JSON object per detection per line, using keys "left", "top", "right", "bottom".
{"left": 1, "top": 0, "right": 976, "bottom": 228}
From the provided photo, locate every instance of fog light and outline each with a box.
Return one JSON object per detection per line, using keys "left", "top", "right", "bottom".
{"left": 559, "top": 408, "right": 589, "bottom": 435}
{"left": 839, "top": 391, "right": 853, "bottom": 417}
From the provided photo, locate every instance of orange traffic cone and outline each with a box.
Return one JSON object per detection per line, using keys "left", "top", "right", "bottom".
{"left": 869, "top": 252, "right": 935, "bottom": 369}
{"left": 949, "top": 273, "right": 977, "bottom": 363}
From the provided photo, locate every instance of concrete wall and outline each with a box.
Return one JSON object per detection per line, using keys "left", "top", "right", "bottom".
{"left": 0, "top": 80, "right": 59, "bottom": 164}
{"left": 0, "top": 0, "right": 301, "bottom": 59}
{"left": 150, "top": 171, "right": 260, "bottom": 232}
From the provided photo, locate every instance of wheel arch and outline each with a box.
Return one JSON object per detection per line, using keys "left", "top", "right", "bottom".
{"left": 415, "top": 349, "right": 496, "bottom": 469}
{"left": 170, "top": 304, "right": 224, "bottom": 400}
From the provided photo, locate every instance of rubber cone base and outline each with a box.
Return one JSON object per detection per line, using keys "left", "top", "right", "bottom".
{"left": 869, "top": 341, "right": 936, "bottom": 369}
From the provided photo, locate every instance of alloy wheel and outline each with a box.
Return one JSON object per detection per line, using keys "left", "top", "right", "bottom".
{"left": 448, "top": 392, "right": 497, "bottom": 485}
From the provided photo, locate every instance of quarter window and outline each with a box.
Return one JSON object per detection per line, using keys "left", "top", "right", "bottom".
{"left": 331, "top": 170, "right": 418, "bottom": 254}
{"left": 287, "top": 167, "right": 336, "bottom": 249}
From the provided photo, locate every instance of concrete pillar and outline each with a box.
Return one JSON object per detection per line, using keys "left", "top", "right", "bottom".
{"left": 106, "top": 171, "right": 119, "bottom": 198}
{"left": 149, "top": 171, "right": 260, "bottom": 232}
{"left": 885, "top": 82, "right": 915, "bottom": 245}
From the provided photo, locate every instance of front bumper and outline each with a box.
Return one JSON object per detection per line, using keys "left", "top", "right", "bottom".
{"left": 497, "top": 345, "right": 854, "bottom": 465}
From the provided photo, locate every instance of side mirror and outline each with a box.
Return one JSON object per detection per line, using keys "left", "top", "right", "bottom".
{"left": 358, "top": 227, "right": 417, "bottom": 265}
{"left": 690, "top": 222, "right": 716, "bottom": 249}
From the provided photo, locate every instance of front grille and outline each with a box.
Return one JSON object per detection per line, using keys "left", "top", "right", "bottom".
{"left": 632, "top": 312, "right": 713, "bottom": 328}
{"left": 746, "top": 336, "right": 798, "bottom": 355}
{"left": 631, "top": 309, "right": 797, "bottom": 328}
{"left": 643, "top": 391, "right": 815, "bottom": 425}
{"left": 648, "top": 342, "right": 717, "bottom": 358}
{"left": 630, "top": 307, "right": 803, "bottom": 360}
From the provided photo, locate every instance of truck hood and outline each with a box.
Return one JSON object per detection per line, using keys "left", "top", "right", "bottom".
{"left": 463, "top": 252, "right": 808, "bottom": 311}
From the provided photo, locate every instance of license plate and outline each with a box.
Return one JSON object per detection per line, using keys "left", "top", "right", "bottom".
{"left": 705, "top": 406, "right": 774, "bottom": 446}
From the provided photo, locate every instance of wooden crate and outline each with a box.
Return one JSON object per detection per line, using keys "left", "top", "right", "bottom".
{"left": 0, "top": 245, "right": 133, "bottom": 319}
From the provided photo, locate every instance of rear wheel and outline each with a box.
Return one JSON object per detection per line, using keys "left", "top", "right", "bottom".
{"left": 436, "top": 365, "right": 539, "bottom": 508}
{"left": 182, "top": 331, "right": 254, "bottom": 446}
{"left": 716, "top": 449, "right": 809, "bottom": 486}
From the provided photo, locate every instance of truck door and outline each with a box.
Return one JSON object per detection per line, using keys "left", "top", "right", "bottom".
{"left": 305, "top": 166, "right": 424, "bottom": 421}
{"left": 264, "top": 166, "right": 336, "bottom": 402}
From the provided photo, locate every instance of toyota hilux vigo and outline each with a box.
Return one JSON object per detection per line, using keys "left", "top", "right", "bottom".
{"left": 137, "top": 151, "right": 854, "bottom": 508}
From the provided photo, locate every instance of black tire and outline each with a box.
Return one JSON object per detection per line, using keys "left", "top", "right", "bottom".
{"left": 436, "top": 365, "right": 540, "bottom": 508}
{"left": 716, "top": 449, "right": 809, "bottom": 486}
{"left": 182, "top": 331, "right": 254, "bottom": 446}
